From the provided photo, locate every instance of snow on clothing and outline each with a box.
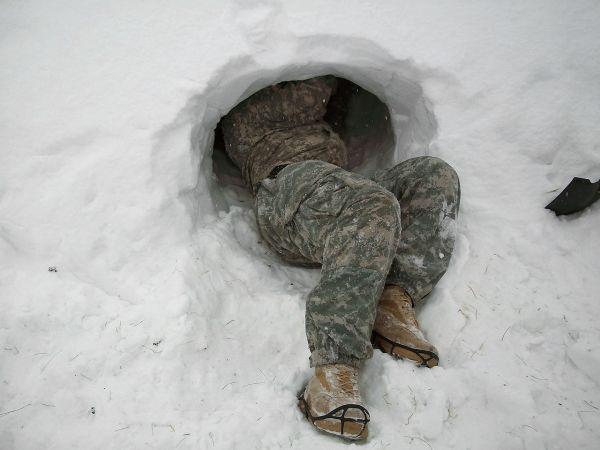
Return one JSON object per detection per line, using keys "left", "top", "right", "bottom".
{"left": 222, "top": 78, "right": 460, "bottom": 367}
{"left": 257, "top": 159, "right": 460, "bottom": 367}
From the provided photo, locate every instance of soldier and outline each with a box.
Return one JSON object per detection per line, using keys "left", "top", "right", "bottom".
{"left": 220, "top": 76, "right": 460, "bottom": 440}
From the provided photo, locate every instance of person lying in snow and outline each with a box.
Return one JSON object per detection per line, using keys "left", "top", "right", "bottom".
{"left": 220, "top": 76, "right": 460, "bottom": 440}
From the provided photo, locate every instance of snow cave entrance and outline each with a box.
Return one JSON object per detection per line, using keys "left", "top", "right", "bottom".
{"left": 211, "top": 77, "right": 397, "bottom": 200}
{"left": 182, "top": 44, "right": 440, "bottom": 219}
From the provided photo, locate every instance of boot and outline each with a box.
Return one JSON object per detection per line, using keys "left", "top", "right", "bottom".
{"left": 298, "top": 364, "right": 369, "bottom": 440}
{"left": 372, "top": 285, "right": 439, "bottom": 368}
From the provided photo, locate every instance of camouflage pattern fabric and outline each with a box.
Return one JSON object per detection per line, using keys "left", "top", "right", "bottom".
{"left": 220, "top": 76, "right": 461, "bottom": 367}
{"left": 256, "top": 158, "right": 460, "bottom": 367}
{"left": 220, "top": 76, "right": 347, "bottom": 192}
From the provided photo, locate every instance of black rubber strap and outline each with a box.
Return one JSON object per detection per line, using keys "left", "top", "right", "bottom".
{"left": 372, "top": 330, "right": 438, "bottom": 366}
{"left": 298, "top": 396, "right": 370, "bottom": 438}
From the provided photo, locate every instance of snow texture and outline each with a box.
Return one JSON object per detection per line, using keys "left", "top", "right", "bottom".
{"left": 1, "top": 1, "right": 599, "bottom": 449}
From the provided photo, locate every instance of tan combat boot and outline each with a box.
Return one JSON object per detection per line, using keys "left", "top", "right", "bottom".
{"left": 298, "top": 364, "right": 369, "bottom": 440}
{"left": 372, "top": 285, "right": 439, "bottom": 368}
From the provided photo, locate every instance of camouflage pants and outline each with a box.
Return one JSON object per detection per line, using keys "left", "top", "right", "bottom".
{"left": 255, "top": 157, "right": 460, "bottom": 367}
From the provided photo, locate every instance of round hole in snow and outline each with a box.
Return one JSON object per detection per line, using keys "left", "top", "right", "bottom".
{"left": 211, "top": 77, "right": 397, "bottom": 204}
{"left": 166, "top": 40, "right": 439, "bottom": 223}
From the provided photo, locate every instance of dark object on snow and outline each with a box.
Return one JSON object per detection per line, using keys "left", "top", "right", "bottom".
{"left": 546, "top": 177, "right": 600, "bottom": 215}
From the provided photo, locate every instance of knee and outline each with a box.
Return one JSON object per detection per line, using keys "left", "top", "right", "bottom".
{"left": 414, "top": 156, "right": 460, "bottom": 192}
{"left": 352, "top": 187, "right": 401, "bottom": 241}
{"left": 331, "top": 186, "right": 401, "bottom": 269}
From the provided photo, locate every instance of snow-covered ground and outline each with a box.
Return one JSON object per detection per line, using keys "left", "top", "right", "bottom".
{"left": 1, "top": 1, "right": 599, "bottom": 448}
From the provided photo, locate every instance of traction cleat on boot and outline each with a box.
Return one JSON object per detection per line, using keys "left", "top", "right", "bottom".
{"left": 298, "top": 364, "right": 369, "bottom": 440}
{"left": 372, "top": 285, "right": 439, "bottom": 368}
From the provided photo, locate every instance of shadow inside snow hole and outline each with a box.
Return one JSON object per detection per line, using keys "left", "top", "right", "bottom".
{"left": 211, "top": 77, "right": 396, "bottom": 211}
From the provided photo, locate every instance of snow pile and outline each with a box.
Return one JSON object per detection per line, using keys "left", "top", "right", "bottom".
{"left": 1, "top": 1, "right": 599, "bottom": 449}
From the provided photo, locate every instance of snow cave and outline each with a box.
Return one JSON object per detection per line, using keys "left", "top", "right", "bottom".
{"left": 2, "top": 2, "right": 599, "bottom": 449}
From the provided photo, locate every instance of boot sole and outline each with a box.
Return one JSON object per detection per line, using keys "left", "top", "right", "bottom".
{"left": 372, "top": 331, "right": 439, "bottom": 368}
{"left": 297, "top": 393, "right": 369, "bottom": 441}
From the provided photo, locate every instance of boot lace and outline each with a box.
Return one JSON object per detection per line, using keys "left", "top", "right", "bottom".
{"left": 336, "top": 368, "right": 357, "bottom": 397}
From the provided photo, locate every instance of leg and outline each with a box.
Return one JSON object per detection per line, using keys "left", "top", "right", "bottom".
{"left": 256, "top": 160, "right": 401, "bottom": 366}
{"left": 302, "top": 177, "right": 401, "bottom": 367}
{"left": 371, "top": 156, "right": 461, "bottom": 302}
{"left": 368, "top": 156, "right": 460, "bottom": 367}
{"left": 256, "top": 160, "right": 402, "bottom": 440}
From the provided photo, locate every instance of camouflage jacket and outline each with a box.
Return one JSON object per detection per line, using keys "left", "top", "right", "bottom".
{"left": 220, "top": 76, "right": 348, "bottom": 193}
